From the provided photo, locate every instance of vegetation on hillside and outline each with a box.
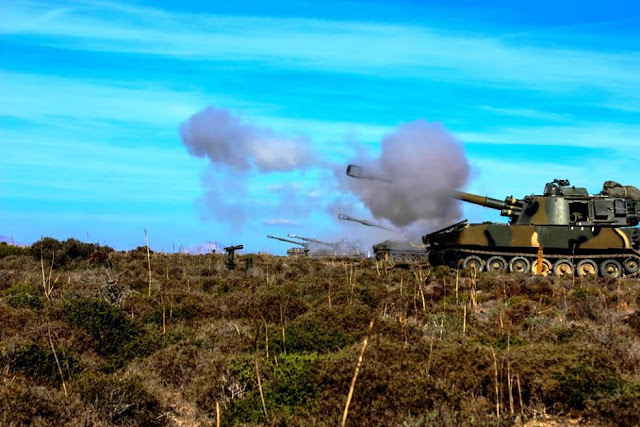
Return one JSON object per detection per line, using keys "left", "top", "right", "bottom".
{"left": 1, "top": 237, "right": 639, "bottom": 426}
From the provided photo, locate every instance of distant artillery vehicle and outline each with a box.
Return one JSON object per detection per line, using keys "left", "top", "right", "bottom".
{"left": 287, "top": 233, "right": 366, "bottom": 258}
{"left": 287, "top": 234, "right": 336, "bottom": 249}
{"left": 338, "top": 213, "right": 428, "bottom": 263}
{"left": 267, "top": 235, "right": 309, "bottom": 256}
{"left": 423, "top": 179, "right": 640, "bottom": 278}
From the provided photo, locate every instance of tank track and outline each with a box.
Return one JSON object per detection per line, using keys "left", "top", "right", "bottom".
{"left": 450, "top": 248, "right": 640, "bottom": 277}
{"left": 375, "top": 250, "right": 429, "bottom": 264}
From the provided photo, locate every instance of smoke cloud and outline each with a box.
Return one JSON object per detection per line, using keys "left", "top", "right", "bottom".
{"left": 345, "top": 120, "right": 469, "bottom": 233}
{"left": 180, "top": 106, "right": 470, "bottom": 252}
{"left": 180, "top": 106, "right": 314, "bottom": 172}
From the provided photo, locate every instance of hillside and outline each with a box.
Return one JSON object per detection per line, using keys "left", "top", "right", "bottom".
{"left": 1, "top": 241, "right": 639, "bottom": 426}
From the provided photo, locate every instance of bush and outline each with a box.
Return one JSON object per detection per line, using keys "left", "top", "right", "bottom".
{"left": 553, "top": 360, "right": 622, "bottom": 410}
{"left": 78, "top": 373, "right": 166, "bottom": 426}
{"left": 6, "top": 282, "right": 44, "bottom": 310}
{"left": 31, "top": 237, "right": 66, "bottom": 268}
{"left": 0, "top": 378, "right": 79, "bottom": 425}
{"left": 8, "top": 343, "right": 81, "bottom": 385}
{"left": 224, "top": 353, "right": 321, "bottom": 423}
{"left": 30, "top": 237, "right": 113, "bottom": 268}
{"left": 65, "top": 299, "right": 161, "bottom": 369}
{"left": 0, "top": 242, "right": 29, "bottom": 259}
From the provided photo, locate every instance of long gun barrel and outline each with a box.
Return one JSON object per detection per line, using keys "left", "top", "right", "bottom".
{"left": 346, "top": 164, "right": 392, "bottom": 183}
{"left": 453, "top": 191, "right": 523, "bottom": 217}
{"left": 338, "top": 213, "right": 400, "bottom": 233}
{"left": 287, "top": 234, "right": 335, "bottom": 248}
{"left": 267, "top": 235, "right": 306, "bottom": 246}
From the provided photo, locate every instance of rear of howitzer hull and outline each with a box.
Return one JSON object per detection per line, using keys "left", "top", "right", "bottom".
{"left": 372, "top": 240, "right": 428, "bottom": 263}
{"left": 425, "top": 223, "right": 640, "bottom": 277}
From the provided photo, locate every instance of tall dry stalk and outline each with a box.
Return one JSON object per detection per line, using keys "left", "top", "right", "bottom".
{"left": 426, "top": 334, "right": 435, "bottom": 376}
{"left": 254, "top": 350, "right": 269, "bottom": 422}
{"left": 264, "top": 321, "right": 269, "bottom": 360}
{"left": 491, "top": 347, "right": 500, "bottom": 417}
{"left": 41, "top": 252, "right": 58, "bottom": 301}
{"left": 47, "top": 325, "right": 67, "bottom": 396}
{"left": 517, "top": 373, "right": 524, "bottom": 414}
{"left": 341, "top": 318, "right": 375, "bottom": 427}
{"left": 463, "top": 303, "right": 467, "bottom": 336}
{"left": 144, "top": 229, "right": 152, "bottom": 296}
{"left": 507, "top": 336, "right": 514, "bottom": 415}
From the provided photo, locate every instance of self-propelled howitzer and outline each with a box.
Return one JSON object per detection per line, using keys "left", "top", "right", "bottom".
{"left": 424, "top": 179, "right": 640, "bottom": 277}
{"left": 338, "top": 213, "right": 427, "bottom": 262}
{"left": 287, "top": 234, "right": 335, "bottom": 248}
{"left": 267, "top": 235, "right": 309, "bottom": 257}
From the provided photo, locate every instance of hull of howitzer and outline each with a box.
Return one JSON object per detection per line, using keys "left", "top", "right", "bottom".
{"left": 425, "top": 222, "right": 640, "bottom": 276}
{"left": 372, "top": 239, "right": 429, "bottom": 263}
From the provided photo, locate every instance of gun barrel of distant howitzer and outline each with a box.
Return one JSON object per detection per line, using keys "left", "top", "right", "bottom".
{"left": 224, "top": 244, "right": 244, "bottom": 252}
{"left": 267, "top": 235, "right": 305, "bottom": 246}
{"left": 287, "top": 234, "right": 334, "bottom": 247}
{"left": 453, "top": 191, "right": 522, "bottom": 217}
{"left": 337, "top": 213, "right": 399, "bottom": 233}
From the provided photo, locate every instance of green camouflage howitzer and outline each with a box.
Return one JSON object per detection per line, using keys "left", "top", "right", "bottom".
{"left": 338, "top": 213, "right": 427, "bottom": 263}
{"left": 267, "top": 235, "right": 309, "bottom": 257}
{"left": 424, "top": 179, "right": 640, "bottom": 277}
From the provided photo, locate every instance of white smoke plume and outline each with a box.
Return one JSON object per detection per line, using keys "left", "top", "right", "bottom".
{"left": 180, "top": 106, "right": 314, "bottom": 172}
{"left": 345, "top": 120, "right": 469, "bottom": 235}
{"left": 180, "top": 106, "right": 319, "bottom": 232}
{"left": 179, "top": 106, "right": 471, "bottom": 252}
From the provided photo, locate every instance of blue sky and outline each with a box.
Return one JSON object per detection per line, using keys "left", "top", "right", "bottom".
{"left": 1, "top": 0, "right": 639, "bottom": 252}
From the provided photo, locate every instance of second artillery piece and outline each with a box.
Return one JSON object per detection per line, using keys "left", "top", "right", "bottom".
{"left": 267, "top": 235, "right": 309, "bottom": 257}
{"left": 338, "top": 213, "right": 428, "bottom": 263}
{"left": 424, "top": 179, "right": 640, "bottom": 277}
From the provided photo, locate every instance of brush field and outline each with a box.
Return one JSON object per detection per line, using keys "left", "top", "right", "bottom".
{"left": 1, "top": 239, "right": 640, "bottom": 426}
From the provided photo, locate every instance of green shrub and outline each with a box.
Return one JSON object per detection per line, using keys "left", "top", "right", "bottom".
{"left": 553, "top": 361, "right": 622, "bottom": 410}
{"left": 65, "top": 299, "right": 161, "bottom": 369}
{"left": 7, "top": 282, "right": 44, "bottom": 310}
{"left": 31, "top": 237, "right": 66, "bottom": 267}
{"left": 0, "top": 242, "right": 29, "bottom": 259}
{"left": 225, "top": 353, "right": 320, "bottom": 423}
{"left": 8, "top": 343, "right": 81, "bottom": 385}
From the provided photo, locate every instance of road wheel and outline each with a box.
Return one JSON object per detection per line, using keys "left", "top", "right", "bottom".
{"left": 462, "top": 255, "right": 484, "bottom": 272}
{"left": 486, "top": 256, "right": 507, "bottom": 273}
{"left": 576, "top": 259, "right": 598, "bottom": 277}
{"left": 531, "top": 258, "right": 552, "bottom": 276}
{"left": 600, "top": 259, "right": 622, "bottom": 278}
{"left": 509, "top": 257, "right": 530, "bottom": 274}
{"left": 623, "top": 258, "right": 639, "bottom": 275}
{"left": 552, "top": 259, "right": 574, "bottom": 277}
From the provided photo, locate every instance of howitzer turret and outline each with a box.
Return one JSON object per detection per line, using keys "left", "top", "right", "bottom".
{"left": 338, "top": 214, "right": 426, "bottom": 263}
{"left": 425, "top": 179, "right": 640, "bottom": 278}
{"left": 267, "top": 235, "right": 309, "bottom": 257}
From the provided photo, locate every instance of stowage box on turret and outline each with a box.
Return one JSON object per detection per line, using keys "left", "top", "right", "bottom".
{"left": 423, "top": 179, "right": 640, "bottom": 277}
